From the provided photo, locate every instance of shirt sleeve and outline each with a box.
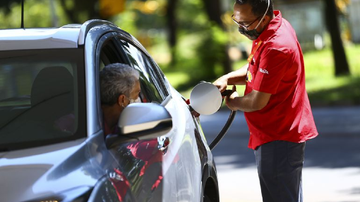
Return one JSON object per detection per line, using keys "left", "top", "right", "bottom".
{"left": 253, "top": 48, "right": 291, "bottom": 94}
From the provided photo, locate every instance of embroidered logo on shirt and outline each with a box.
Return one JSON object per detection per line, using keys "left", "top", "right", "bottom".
{"left": 246, "top": 71, "right": 252, "bottom": 82}
{"left": 259, "top": 68, "right": 269, "bottom": 74}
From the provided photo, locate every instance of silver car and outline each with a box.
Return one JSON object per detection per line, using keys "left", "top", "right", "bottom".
{"left": 0, "top": 20, "right": 219, "bottom": 202}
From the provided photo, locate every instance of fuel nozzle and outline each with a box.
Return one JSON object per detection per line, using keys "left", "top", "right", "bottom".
{"left": 221, "top": 89, "right": 234, "bottom": 97}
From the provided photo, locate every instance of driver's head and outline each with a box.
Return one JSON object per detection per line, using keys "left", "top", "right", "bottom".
{"left": 100, "top": 63, "right": 140, "bottom": 109}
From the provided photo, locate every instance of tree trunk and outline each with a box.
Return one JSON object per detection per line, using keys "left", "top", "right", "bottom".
{"left": 201, "top": 0, "right": 232, "bottom": 74}
{"left": 59, "top": 0, "right": 100, "bottom": 23}
{"left": 166, "top": 0, "right": 179, "bottom": 67}
{"left": 202, "top": 0, "right": 223, "bottom": 28}
{"left": 59, "top": 0, "right": 79, "bottom": 23}
{"left": 324, "top": 0, "right": 350, "bottom": 76}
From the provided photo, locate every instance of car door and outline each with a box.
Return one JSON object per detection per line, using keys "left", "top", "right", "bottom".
{"left": 118, "top": 38, "right": 204, "bottom": 201}
{"left": 93, "top": 32, "right": 165, "bottom": 201}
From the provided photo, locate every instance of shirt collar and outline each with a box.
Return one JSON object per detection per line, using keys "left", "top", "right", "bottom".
{"left": 256, "top": 10, "right": 282, "bottom": 42}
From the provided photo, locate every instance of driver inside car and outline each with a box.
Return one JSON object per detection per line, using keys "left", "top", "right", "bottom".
{"left": 99, "top": 63, "right": 141, "bottom": 135}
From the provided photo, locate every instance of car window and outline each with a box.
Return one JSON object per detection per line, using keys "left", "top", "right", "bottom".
{"left": 118, "top": 40, "right": 165, "bottom": 103}
{"left": 98, "top": 36, "right": 128, "bottom": 69}
{"left": 98, "top": 36, "right": 147, "bottom": 104}
{"left": 0, "top": 48, "right": 86, "bottom": 150}
{"left": 141, "top": 53, "right": 170, "bottom": 98}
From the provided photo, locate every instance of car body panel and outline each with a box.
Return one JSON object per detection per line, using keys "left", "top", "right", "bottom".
{"left": 0, "top": 28, "right": 80, "bottom": 51}
{"left": 0, "top": 20, "right": 219, "bottom": 202}
{"left": 0, "top": 137, "right": 95, "bottom": 202}
{"left": 161, "top": 87, "right": 204, "bottom": 201}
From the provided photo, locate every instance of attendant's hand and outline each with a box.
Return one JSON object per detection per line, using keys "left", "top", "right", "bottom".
{"left": 225, "top": 85, "right": 239, "bottom": 111}
{"left": 213, "top": 76, "right": 228, "bottom": 93}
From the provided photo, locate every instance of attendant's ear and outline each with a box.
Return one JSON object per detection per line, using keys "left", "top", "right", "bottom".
{"left": 262, "top": 15, "right": 271, "bottom": 25}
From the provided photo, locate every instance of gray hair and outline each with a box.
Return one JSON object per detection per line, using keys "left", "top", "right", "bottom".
{"left": 100, "top": 63, "right": 140, "bottom": 106}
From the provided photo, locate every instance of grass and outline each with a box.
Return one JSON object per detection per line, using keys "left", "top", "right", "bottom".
{"left": 303, "top": 44, "right": 360, "bottom": 106}
{"left": 163, "top": 44, "right": 360, "bottom": 107}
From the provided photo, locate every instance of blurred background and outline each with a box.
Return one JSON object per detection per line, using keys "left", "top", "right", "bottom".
{"left": 1, "top": 1, "right": 360, "bottom": 201}
{"left": 1, "top": 0, "right": 359, "bottom": 107}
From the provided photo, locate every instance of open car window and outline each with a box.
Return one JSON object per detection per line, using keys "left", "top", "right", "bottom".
{"left": 96, "top": 35, "right": 169, "bottom": 105}
{"left": 118, "top": 39, "right": 166, "bottom": 104}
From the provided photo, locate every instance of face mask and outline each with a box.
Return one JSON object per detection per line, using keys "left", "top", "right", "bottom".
{"left": 129, "top": 97, "right": 141, "bottom": 104}
{"left": 237, "top": 0, "right": 270, "bottom": 40}
{"left": 238, "top": 27, "right": 261, "bottom": 40}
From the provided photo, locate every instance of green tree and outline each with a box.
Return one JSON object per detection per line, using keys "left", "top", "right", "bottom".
{"left": 164, "top": 0, "right": 232, "bottom": 83}
{"left": 0, "top": 0, "right": 122, "bottom": 25}
{"left": 0, "top": 0, "right": 68, "bottom": 28}
{"left": 165, "top": 0, "right": 179, "bottom": 67}
{"left": 201, "top": 0, "right": 232, "bottom": 74}
{"left": 324, "top": 0, "right": 350, "bottom": 76}
{"left": 0, "top": 0, "right": 16, "bottom": 14}
{"left": 274, "top": 0, "right": 351, "bottom": 76}
{"left": 59, "top": 0, "right": 99, "bottom": 23}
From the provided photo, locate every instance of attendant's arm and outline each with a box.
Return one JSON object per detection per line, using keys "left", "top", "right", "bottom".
{"left": 226, "top": 87, "right": 271, "bottom": 112}
{"left": 213, "top": 64, "right": 248, "bottom": 92}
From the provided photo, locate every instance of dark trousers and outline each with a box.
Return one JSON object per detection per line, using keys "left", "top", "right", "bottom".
{"left": 254, "top": 140, "right": 305, "bottom": 202}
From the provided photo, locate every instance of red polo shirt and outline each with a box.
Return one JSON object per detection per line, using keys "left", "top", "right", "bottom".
{"left": 244, "top": 11, "right": 318, "bottom": 150}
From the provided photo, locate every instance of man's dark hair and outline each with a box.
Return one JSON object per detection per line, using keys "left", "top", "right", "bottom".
{"left": 235, "top": 0, "right": 273, "bottom": 17}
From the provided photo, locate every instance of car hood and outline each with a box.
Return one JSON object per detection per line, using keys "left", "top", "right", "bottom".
{"left": 0, "top": 137, "right": 102, "bottom": 202}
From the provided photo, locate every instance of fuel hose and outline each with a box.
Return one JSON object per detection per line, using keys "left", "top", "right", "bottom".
{"left": 209, "top": 89, "right": 237, "bottom": 150}
{"left": 209, "top": 110, "right": 236, "bottom": 150}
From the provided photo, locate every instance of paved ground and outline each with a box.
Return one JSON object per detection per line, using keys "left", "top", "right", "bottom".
{"left": 200, "top": 106, "right": 360, "bottom": 202}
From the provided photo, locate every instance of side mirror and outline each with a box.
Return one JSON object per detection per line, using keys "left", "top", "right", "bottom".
{"left": 106, "top": 103, "right": 172, "bottom": 149}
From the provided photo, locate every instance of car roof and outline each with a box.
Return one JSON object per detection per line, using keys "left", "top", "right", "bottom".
{"left": 0, "top": 25, "right": 82, "bottom": 51}
{"left": 0, "top": 20, "right": 124, "bottom": 51}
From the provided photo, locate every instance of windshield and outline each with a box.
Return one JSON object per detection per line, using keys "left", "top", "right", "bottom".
{"left": 0, "top": 48, "right": 86, "bottom": 151}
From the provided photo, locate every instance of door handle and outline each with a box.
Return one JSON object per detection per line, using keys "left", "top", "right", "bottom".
{"left": 157, "top": 136, "right": 170, "bottom": 153}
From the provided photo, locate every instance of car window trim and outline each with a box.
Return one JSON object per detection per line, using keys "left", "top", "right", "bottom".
{"left": 115, "top": 35, "right": 170, "bottom": 99}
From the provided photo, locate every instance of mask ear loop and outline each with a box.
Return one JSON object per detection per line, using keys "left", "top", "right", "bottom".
{"left": 254, "top": 0, "right": 271, "bottom": 30}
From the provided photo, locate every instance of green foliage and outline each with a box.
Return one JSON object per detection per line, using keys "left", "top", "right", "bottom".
{"left": 156, "top": 0, "right": 231, "bottom": 90}
{"left": 192, "top": 25, "right": 228, "bottom": 80}
{"left": 177, "top": 0, "right": 207, "bottom": 32}
{"left": 304, "top": 44, "right": 360, "bottom": 106}
{"left": 169, "top": 24, "right": 230, "bottom": 91}
{"left": 112, "top": 10, "right": 138, "bottom": 36}
{"left": 0, "top": 0, "right": 70, "bottom": 28}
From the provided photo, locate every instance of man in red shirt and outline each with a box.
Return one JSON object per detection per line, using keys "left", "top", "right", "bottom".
{"left": 214, "top": 0, "right": 318, "bottom": 201}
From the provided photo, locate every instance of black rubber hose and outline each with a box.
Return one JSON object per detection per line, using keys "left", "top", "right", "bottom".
{"left": 209, "top": 110, "right": 236, "bottom": 150}
{"left": 209, "top": 89, "right": 237, "bottom": 150}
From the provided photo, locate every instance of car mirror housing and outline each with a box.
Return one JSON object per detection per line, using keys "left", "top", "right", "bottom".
{"left": 106, "top": 103, "right": 172, "bottom": 149}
